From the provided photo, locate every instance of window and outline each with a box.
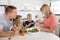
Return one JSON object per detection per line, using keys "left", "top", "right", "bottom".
{"left": 51, "top": 1, "right": 60, "bottom": 14}
{"left": 0, "top": 5, "right": 6, "bottom": 15}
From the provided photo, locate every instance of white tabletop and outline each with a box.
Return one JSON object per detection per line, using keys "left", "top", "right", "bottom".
{"left": 0, "top": 31, "right": 60, "bottom": 40}
{"left": 0, "top": 27, "right": 60, "bottom": 40}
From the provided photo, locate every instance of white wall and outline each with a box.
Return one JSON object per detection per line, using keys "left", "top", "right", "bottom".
{"left": 0, "top": 0, "right": 8, "bottom": 5}
{"left": 0, "top": 6, "right": 5, "bottom": 15}
{"left": 9, "top": 0, "right": 50, "bottom": 10}
{"left": 0, "top": 0, "right": 59, "bottom": 5}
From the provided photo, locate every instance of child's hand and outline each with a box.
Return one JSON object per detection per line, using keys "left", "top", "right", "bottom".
{"left": 25, "top": 23, "right": 31, "bottom": 28}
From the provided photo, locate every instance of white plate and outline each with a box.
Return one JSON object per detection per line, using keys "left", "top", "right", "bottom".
{"left": 26, "top": 27, "right": 40, "bottom": 34}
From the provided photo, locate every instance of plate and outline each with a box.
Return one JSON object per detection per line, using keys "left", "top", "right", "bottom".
{"left": 26, "top": 27, "right": 40, "bottom": 34}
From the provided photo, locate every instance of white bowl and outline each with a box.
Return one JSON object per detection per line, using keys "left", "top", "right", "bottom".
{"left": 26, "top": 27, "right": 40, "bottom": 34}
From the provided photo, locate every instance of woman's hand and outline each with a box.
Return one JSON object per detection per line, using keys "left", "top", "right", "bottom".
{"left": 34, "top": 21, "right": 42, "bottom": 28}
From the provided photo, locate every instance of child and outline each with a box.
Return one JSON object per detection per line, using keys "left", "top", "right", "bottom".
{"left": 12, "top": 15, "right": 23, "bottom": 35}
{"left": 24, "top": 14, "right": 35, "bottom": 28}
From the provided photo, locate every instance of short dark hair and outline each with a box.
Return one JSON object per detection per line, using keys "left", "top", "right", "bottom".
{"left": 5, "top": 5, "right": 17, "bottom": 14}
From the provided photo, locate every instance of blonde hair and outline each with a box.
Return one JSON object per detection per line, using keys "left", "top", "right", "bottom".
{"left": 40, "top": 4, "right": 52, "bottom": 18}
{"left": 13, "top": 15, "right": 22, "bottom": 27}
{"left": 27, "top": 14, "right": 32, "bottom": 18}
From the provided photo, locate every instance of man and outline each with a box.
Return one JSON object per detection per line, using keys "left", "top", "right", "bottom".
{"left": 0, "top": 6, "right": 17, "bottom": 37}
{"left": 23, "top": 14, "right": 35, "bottom": 28}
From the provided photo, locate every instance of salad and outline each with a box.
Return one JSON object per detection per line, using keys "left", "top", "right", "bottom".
{"left": 28, "top": 28, "right": 39, "bottom": 33}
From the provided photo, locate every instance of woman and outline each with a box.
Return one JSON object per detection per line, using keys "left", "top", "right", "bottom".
{"left": 12, "top": 15, "right": 23, "bottom": 35}
{"left": 40, "top": 4, "right": 58, "bottom": 34}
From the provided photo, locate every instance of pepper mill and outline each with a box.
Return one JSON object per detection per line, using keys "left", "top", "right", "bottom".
{"left": 8, "top": 37, "right": 11, "bottom": 40}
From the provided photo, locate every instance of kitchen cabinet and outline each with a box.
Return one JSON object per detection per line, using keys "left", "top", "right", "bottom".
{"left": 58, "top": 24, "right": 60, "bottom": 37}
{"left": 55, "top": 24, "right": 60, "bottom": 37}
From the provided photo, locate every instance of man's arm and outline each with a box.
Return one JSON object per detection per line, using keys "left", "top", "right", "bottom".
{"left": 0, "top": 23, "right": 15, "bottom": 37}
{"left": 0, "top": 29, "right": 15, "bottom": 37}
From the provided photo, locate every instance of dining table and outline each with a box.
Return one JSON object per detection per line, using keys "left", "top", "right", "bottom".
{"left": 0, "top": 27, "right": 60, "bottom": 40}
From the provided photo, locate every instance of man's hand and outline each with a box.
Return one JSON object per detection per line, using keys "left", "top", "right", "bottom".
{"left": 6, "top": 31, "right": 15, "bottom": 37}
{"left": 0, "top": 30, "right": 15, "bottom": 37}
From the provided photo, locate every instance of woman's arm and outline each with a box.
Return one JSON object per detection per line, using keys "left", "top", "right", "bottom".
{"left": 41, "top": 27, "right": 51, "bottom": 32}
{"left": 41, "top": 26, "right": 55, "bottom": 33}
